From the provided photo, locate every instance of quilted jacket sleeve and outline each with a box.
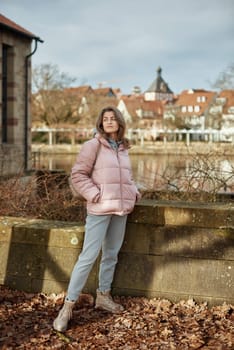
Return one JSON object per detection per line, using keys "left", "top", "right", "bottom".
{"left": 71, "top": 140, "right": 100, "bottom": 202}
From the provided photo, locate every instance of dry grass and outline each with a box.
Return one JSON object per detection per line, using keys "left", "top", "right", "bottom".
{"left": 138, "top": 151, "right": 234, "bottom": 203}
{"left": 0, "top": 171, "right": 86, "bottom": 222}
{"left": 0, "top": 154, "right": 233, "bottom": 223}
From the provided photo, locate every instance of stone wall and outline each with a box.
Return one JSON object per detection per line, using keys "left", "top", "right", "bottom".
{"left": 0, "top": 26, "right": 32, "bottom": 175}
{"left": 0, "top": 200, "right": 233, "bottom": 305}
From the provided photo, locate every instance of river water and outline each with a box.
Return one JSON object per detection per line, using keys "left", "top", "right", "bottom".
{"left": 34, "top": 153, "right": 234, "bottom": 193}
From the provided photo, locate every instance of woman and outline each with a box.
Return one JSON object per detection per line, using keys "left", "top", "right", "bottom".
{"left": 53, "top": 106, "right": 141, "bottom": 332}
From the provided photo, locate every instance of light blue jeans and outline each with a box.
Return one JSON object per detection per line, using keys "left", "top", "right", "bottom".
{"left": 66, "top": 213, "right": 127, "bottom": 301}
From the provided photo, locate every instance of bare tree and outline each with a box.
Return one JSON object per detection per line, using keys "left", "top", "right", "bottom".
{"left": 211, "top": 62, "right": 234, "bottom": 90}
{"left": 164, "top": 109, "right": 193, "bottom": 130}
{"left": 32, "top": 63, "right": 76, "bottom": 92}
{"left": 32, "top": 63, "right": 80, "bottom": 127}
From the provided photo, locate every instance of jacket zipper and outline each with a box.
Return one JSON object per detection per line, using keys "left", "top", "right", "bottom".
{"left": 116, "top": 149, "right": 123, "bottom": 212}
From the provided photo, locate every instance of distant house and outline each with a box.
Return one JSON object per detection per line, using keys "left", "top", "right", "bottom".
{"left": 208, "top": 90, "right": 234, "bottom": 140}
{"left": 117, "top": 95, "right": 164, "bottom": 130}
{"left": 0, "top": 13, "right": 43, "bottom": 176}
{"left": 164, "top": 89, "right": 217, "bottom": 131}
{"left": 63, "top": 85, "right": 94, "bottom": 117}
{"left": 219, "top": 90, "right": 234, "bottom": 128}
{"left": 117, "top": 95, "right": 143, "bottom": 123}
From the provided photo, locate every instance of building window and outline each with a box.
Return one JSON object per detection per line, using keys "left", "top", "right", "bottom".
{"left": 181, "top": 106, "right": 187, "bottom": 113}
{"left": 144, "top": 92, "right": 156, "bottom": 101}
{"left": 194, "top": 105, "right": 200, "bottom": 112}
{"left": 188, "top": 106, "right": 193, "bottom": 112}
{"left": 216, "top": 97, "right": 226, "bottom": 105}
{"left": 197, "top": 96, "right": 206, "bottom": 103}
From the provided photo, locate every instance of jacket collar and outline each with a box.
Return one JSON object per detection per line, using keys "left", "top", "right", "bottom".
{"left": 95, "top": 133, "right": 124, "bottom": 150}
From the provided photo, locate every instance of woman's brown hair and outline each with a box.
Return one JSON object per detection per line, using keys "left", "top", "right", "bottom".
{"left": 96, "top": 106, "right": 130, "bottom": 148}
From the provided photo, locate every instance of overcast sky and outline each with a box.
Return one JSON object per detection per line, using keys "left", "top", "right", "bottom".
{"left": 1, "top": 0, "right": 234, "bottom": 94}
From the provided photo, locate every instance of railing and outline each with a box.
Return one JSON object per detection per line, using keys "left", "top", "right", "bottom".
{"left": 31, "top": 127, "right": 234, "bottom": 146}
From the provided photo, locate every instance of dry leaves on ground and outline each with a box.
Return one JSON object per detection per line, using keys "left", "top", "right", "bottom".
{"left": 0, "top": 285, "right": 233, "bottom": 349}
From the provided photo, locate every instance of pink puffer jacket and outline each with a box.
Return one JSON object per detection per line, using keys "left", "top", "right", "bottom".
{"left": 71, "top": 134, "right": 141, "bottom": 215}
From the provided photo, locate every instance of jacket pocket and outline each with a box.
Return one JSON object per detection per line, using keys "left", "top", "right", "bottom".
{"left": 122, "top": 184, "right": 137, "bottom": 200}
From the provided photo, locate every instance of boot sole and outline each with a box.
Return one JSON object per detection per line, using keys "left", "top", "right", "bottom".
{"left": 53, "top": 321, "right": 67, "bottom": 332}
{"left": 95, "top": 304, "right": 123, "bottom": 313}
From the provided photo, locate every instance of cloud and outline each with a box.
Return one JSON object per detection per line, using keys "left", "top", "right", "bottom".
{"left": 1, "top": 0, "right": 233, "bottom": 93}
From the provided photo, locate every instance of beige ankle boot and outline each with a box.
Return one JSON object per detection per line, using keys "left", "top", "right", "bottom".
{"left": 95, "top": 290, "right": 124, "bottom": 313}
{"left": 53, "top": 300, "right": 75, "bottom": 332}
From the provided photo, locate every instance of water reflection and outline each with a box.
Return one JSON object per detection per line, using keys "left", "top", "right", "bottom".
{"left": 33, "top": 153, "right": 234, "bottom": 193}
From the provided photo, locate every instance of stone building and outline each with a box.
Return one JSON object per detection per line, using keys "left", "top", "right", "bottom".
{"left": 0, "top": 14, "right": 43, "bottom": 175}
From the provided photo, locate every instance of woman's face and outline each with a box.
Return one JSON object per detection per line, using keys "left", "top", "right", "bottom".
{"left": 102, "top": 111, "right": 119, "bottom": 139}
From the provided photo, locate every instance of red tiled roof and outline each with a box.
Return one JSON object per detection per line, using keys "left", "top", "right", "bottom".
{"left": 120, "top": 95, "right": 163, "bottom": 118}
{"left": 121, "top": 99, "right": 142, "bottom": 117}
{"left": 64, "top": 85, "right": 94, "bottom": 96}
{"left": 121, "top": 94, "right": 144, "bottom": 99}
{"left": 0, "top": 13, "right": 42, "bottom": 41}
{"left": 93, "top": 87, "right": 116, "bottom": 97}
{"left": 175, "top": 89, "right": 216, "bottom": 116}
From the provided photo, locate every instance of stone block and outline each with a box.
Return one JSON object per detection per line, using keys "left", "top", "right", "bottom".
{"left": 5, "top": 242, "right": 47, "bottom": 278}
{"left": 115, "top": 252, "right": 234, "bottom": 303}
{"left": 4, "top": 275, "right": 32, "bottom": 292}
{"left": 32, "top": 278, "right": 68, "bottom": 295}
{"left": 122, "top": 222, "right": 155, "bottom": 254}
{"left": 163, "top": 203, "right": 234, "bottom": 228}
{"left": 158, "top": 256, "right": 233, "bottom": 299}
{"left": 0, "top": 217, "right": 27, "bottom": 240}
{"left": 128, "top": 200, "right": 165, "bottom": 225}
{"left": 0, "top": 242, "right": 10, "bottom": 275}
{"left": 43, "top": 246, "right": 82, "bottom": 281}
{"left": 148, "top": 226, "right": 234, "bottom": 259}
{"left": 114, "top": 253, "right": 162, "bottom": 292}
{"left": 130, "top": 201, "right": 234, "bottom": 228}
{"left": 10, "top": 220, "right": 85, "bottom": 248}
